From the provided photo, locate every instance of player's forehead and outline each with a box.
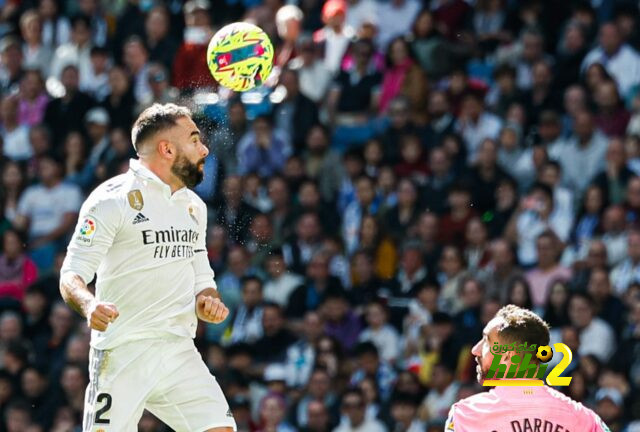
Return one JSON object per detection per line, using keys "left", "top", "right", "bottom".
{"left": 173, "top": 116, "right": 200, "bottom": 138}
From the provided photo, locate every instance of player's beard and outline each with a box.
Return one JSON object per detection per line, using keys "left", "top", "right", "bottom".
{"left": 171, "top": 151, "right": 205, "bottom": 189}
{"left": 476, "top": 356, "right": 488, "bottom": 383}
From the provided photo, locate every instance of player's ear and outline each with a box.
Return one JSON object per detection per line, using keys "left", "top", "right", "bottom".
{"left": 157, "top": 140, "right": 174, "bottom": 159}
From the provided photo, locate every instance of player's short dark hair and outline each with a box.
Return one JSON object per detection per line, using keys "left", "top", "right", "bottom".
{"left": 131, "top": 103, "right": 192, "bottom": 151}
{"left": 495, "top": 305, "right": 550, "bottom": 352}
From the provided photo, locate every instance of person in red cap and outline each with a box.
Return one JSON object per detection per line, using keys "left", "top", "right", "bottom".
{"left": 313, "top": 0, "right": 355, "bottom": 74}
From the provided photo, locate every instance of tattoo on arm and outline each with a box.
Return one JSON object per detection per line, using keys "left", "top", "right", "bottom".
{"left": 59, "top": 273, "right": 95, "bottom": 318}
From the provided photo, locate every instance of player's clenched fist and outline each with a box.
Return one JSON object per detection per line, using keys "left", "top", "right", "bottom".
{"left": 87, "top": 301, "right": 120, "bottom": 331}
{"left": 196, "top": 295, "right": 229, "bottom": 324}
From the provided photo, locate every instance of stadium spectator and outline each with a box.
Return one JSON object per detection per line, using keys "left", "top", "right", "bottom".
{"left": 334, "top": 387, "right": 386, "bottom": 432}
{"left": 480, "top": 238, "right": 522, "bottom": 303}
{"left": 282, "top": 211, "right": 323, "bottom": 275}
{"left": 216, "top": 245, "right": 258, "bottom": 318}
{"left": 420, "top": 362, "right": 459, "bottom": 422}
{"left": 285, "top": 311, "right": 323, "bottom": 389}
{"left": 43, "top": 64, "right": 95, "bottom": 146}
{"left": 0, "top": 95, "right": 31, "bottom": 161}
{"left": 82, "top": 45, "right": 111, "bottom": 102}
{"left": 555, "top": 109, "right": 609, "bottom": 197}
{"left": 39, "top": 0, "right": 71, "bottom": 50}
{"left": 237, "top": 115, "right": 291, "bottom": 177}
{"left": 0, "top": 229, "right": 37, "bottom": 303}
{"left": 600, "top": 204, "right": 629, "bottom": 266}
{"left": 17, "top": 70, "right": 49, "bottom": 128}
{"left": 582, "top": 22, "right": 640, "bottom": 97}
{"left": 592, "top": 138, "right": 634, "bottom": 205}
{"left": 274, "top": 5, "right": 303, "bottom": 70}
{"left": 525, "top": 230, "right": 572, "bottom": 308}
{"left": 587, "top": 266, "right": 626, "bottom": 334}
{"left": 292, "top": 367, "right": 337, "bottom": 428}
{"left": 0, "top": 37, "right": 25, "bottom": 95}
{"left": 289, "top": 37, "right": 332, "bottom": 104}
{"left": 456, "top": 91, "right": 503, "bottom": 163}
{"left": 508, "top": 182, "right": 573, "bottom": 267}
{"left": 327, "top": 38, "right": 382, "bottom": 127}
{"left": 12, "top": 153, "right": 81, "bottom": 272}
{"left": 568, "top": 292, "right": 616, "bottom": 363}
{"left": 225, "top": 276, "right": 265, "bottom": 345}
{"left": 144, "top": 5, "right": 179, "bottom": 71}
{"left": 49, "top": 14, "right": 92, "bottom": 83}
{"left": 172, "top": 0, "right": 215, "bottom": 91}
{"left": 0, "top": 161, "right": 25, "bottom": 227}
{"left": 303, "top": 399, "right": 332, "bottom": 432}
{"left": 594, "top": 80, "right": 631, "bottom": 137}
{"left": 122, "top": 36, "right": 151, "bottom": 103}
{"left": 20, "top": 11, "right": 51, "bottom": 77}
{"left": 314, "top": 0, "right": 354, "bottom": 75}
{"left": 359, "top": 300, "right": 400, "bottom": 364}
{"left": 505, "top": 276, "right": 533, "bottom": 311}
{"left": 610, "top": 229, "right": 640, "bottom": 295}
{"left": 251, "top": 303, "right": 297, "bottom": 365}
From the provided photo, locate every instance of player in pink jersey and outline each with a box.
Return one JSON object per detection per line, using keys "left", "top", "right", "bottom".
{"left": 445, "top": 305, "right": 611, "bottom": 432}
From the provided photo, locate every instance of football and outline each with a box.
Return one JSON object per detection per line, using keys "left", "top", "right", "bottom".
{"left": 206, "top": 22, "right": 274, "bottom": 92}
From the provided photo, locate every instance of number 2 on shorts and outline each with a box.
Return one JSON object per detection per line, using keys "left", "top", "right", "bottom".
{"left": 95, "top": 393, "right": 112, "bottom": 424}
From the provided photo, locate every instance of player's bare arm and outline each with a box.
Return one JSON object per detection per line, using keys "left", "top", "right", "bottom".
{"left": 196, "top": 288, "right": 229, "bottom": 324}
{"left": 60, "top": 272, "right": 119, "bottom": 331}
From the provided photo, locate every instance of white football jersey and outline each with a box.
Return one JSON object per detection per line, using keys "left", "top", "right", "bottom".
{"left": 61, "top": 159, "right": 216, "bottom": 349}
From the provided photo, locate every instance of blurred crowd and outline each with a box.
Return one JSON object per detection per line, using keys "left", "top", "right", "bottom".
{"left": 0, "top": 0, "right": 640, "bottom": 431}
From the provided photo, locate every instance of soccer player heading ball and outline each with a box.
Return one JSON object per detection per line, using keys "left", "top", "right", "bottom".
{"left": 446, "top": 305, "right": 610, "bottom": 431}
{"left": 59, "top": 104, "right": 236, "bottom": 432}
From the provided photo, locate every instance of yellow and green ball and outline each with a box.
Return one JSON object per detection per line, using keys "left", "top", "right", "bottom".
{"left": 206, "top": 22, "right": 274, "bottom": 92}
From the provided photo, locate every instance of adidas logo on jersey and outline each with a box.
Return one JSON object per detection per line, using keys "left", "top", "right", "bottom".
{"left": 132, "top": 213, "right": 149, "bottom": 224}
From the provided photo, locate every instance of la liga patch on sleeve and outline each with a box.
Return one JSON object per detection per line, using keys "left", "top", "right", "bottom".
{"left": 76, "top": 216, "right": 97, "bottom": 246}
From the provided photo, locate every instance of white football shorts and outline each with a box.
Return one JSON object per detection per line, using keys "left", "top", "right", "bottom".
{"left": 82, "top": 337, "right": 237, "bottom": 432}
